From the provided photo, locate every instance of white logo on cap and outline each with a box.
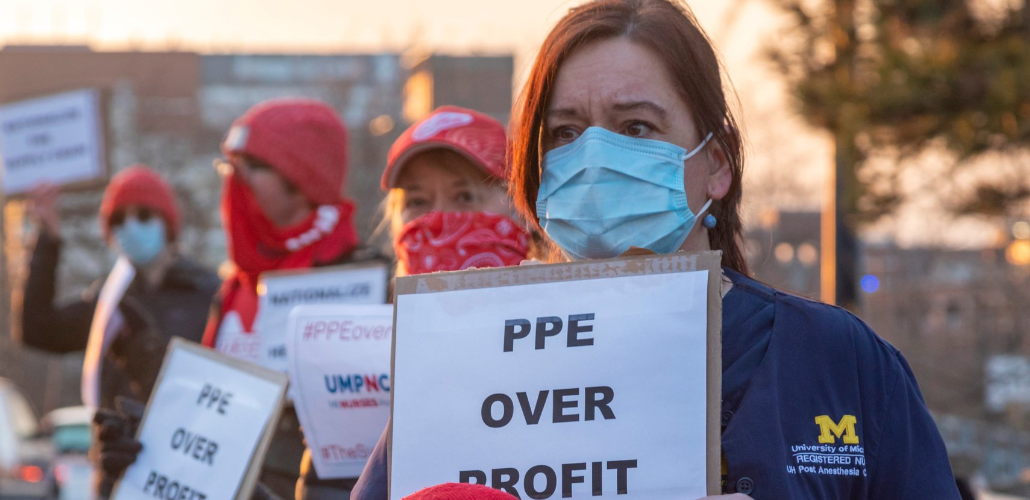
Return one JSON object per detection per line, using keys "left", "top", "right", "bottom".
{"left": 411, "top": 112, "right": 474, "bottom": 141}
{"left": 225, "top": 126, "right": 250, "bottom": 152}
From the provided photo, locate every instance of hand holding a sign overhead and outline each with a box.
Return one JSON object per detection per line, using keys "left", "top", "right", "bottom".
{"left": 27, "top": 182, "right": 62, "bottom": 237}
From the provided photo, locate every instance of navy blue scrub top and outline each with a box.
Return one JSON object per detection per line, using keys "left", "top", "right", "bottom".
{"left": 352, "top": 269, "right": 960, "bottom": 500}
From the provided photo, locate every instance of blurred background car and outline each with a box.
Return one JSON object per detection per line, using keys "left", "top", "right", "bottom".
{"left": 0, "top": 378, "right": 53, "bottom": 500}
{"left": 38, "top": 407, "right": 91, "bottom": 500}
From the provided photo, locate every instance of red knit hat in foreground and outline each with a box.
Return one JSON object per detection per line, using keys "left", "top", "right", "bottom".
{"left": 222, "top": 98, "right": 349, "bottom": 205}
{"left": 402, "top": 483, "right": 518, "bottom": 500}
{"left": 99, "top": 165, "right": 180, "bottom": 241}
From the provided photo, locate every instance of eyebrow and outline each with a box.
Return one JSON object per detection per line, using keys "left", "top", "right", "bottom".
{"left": 545, "top": 100, "right": 669, "bottom": 120}
{"left": 546, "top": 107, "right": 580, "bottom": 120}
{"left": 611, "top": 100, "right": 668, "bottom": 119}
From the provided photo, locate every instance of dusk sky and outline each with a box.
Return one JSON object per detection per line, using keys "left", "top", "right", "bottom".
{"left": 0, "top": 0, "right": 998, "bottom": 247}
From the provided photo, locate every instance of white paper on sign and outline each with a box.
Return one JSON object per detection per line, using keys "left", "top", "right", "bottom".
{"left": 0, "top": 88, "right": 105, "bottom": 195}
{"left": 216, "top": 264, "right": 388, "bottom": 370}
{"left": 391, "top": 271, "right": 710, "bottom": 500}
{"left": 111, "top": 344, "right": 285, "bottom": 500}
{"left": 81, "top": 257, "right": 136, "bottom": 409}
{"left": 287, "top": 304, "right": 393, "bottom": 479}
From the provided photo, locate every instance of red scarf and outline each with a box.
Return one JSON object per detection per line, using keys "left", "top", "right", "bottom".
{"left": 202, "top": 174, "right": 358, "bottom": 345}
{"left": 394, "top": 211, "right": 531, "bottom": 276}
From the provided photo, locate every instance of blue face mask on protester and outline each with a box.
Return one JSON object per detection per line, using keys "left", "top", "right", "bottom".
{"left": 114, "top": 216, "right": 167, "bottom": 266}
{"left": 536, "top": 126, "right": 714, "bottom": 260}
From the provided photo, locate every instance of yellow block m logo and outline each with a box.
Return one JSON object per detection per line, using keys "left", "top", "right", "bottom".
{"left": 815, "top": 415, "right": 859, "bottom": 444}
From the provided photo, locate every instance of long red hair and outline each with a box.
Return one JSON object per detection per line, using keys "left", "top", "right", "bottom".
{"left": 509, "top": 0, "right": 750, "bottom": 274}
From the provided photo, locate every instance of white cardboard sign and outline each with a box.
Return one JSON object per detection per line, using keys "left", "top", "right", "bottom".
{"left": 111, "top": 339, "right": 288, "bottom": 500}
{"left": 287, "top": 304, "right": 393, "bottom": 479}
{"left": 0, "top": 89, "right": 105, "bottom": 195}
{"left": 215, "top": 262, "right": 389, "bottom": 371}
{"left": 391, "top": 268, "right": 712, "bottom": 500}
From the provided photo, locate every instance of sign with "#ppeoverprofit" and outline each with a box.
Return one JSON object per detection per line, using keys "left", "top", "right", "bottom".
{"left": 288, "top": 304, "right": 393, "bottom": 479}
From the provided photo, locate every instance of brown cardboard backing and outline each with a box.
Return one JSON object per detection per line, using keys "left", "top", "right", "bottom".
{"left": 388, "top": 250, "right": 723, "bottom": 497}
{"left": 109, "top": 338, "right": 290, "bottom": 500}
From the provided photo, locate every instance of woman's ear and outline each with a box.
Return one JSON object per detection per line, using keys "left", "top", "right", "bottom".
{"left": 706, "top": 139, "right": 733, "bottom": 201}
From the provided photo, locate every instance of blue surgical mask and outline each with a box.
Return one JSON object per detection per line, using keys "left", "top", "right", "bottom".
{"left": 114, "top": 217, "right": 167, "bottom": 266}
{"left": 536, "top": 126, "right": 713, "bottom": 260}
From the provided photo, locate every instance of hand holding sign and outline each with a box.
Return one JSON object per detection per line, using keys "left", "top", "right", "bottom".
{"left": 27, "top": 182, "right": 61, "bottom": 237}
{"left": 111, "top": 339, "right": 287, "bottom": 500}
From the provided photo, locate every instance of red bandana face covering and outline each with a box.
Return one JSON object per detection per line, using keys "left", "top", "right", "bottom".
{"left": 394, "top": 211, "right": 531, "bottom": 276}
{"left": 205, "top": 173, "right": 358, "bottom": 340}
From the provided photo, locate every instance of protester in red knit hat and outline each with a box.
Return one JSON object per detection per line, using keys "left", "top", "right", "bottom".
{"left": 21, "top": 166, "right": 219, "bottom": 499}
{"left": 208, "top": 98, "right": 387, "bottom": 500}
{"left": 403, "top": 483, "right": 518, "bottom": 500}
{"left": 94, "top": 98, "right": 384, "bottom": 500}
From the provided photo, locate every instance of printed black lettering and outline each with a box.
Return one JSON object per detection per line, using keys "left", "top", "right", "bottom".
{"left": 607, "top": 460, "right": 638, "bottom": 494}
{"left": 196, "top": 384, "right": 232, "bottom": 414}
{"left": 482, "top": 394, "right": 514, "bottom": 428}
{"left": 196, "top": 385, "right": 212, "bottom": 406}
{"left": 467, "top": 460, "right": 635, "bottom": 499}
{"left": 170, "top": 428, "right": 219, "bottom": 466}
{"left": 525, "top": 465, "right": 557, "bottom": 499}
{"left": 459, "top": 470, "right": 487, "bottom": 485}
{"left": 553, "top": 388, "right": 580, "bottom": 423}
{"left": 562, "top": 463, "right": 586, "bottom": 498}
{"left": 492, "top": 468, "right": 520, "bottom": 497}
{"left": 585, "top": 386, "right": 616, "bottom": 421}
{"left": 535, "top": 316, "right": 563, "bottom": 350}
{"left": 504, "top": 319, "right": 531, "bottom": 352}
{"left": 567, "top": 314, "right": 595, "bottom": 347}
{"left": 517, "top": 391, "right": 549, "bottom": 425}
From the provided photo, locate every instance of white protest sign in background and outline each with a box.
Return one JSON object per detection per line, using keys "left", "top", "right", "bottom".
{"left": 287, "top": 304, "right": 393, "bottom": 479}
{"left": 391, "top": 270, "right": 710, "bottom": 500}
{"left": 215, "top": 263, "right": 389, "bottom": 370}
{"left": 112, "top": 340, "right": 287, "bottom": 500}
{"left": 0, "top": 89, "right": 105, "bottom": 195}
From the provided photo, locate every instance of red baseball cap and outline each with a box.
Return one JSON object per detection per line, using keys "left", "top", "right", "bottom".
{"left": 402, "top": 483, "right": 517, "bottom": 500}
{"left": 381, "top": 106, "right": 507, "bottom": 191}
{"left": 222, "top": 98, "right": 349, "bottom": 205}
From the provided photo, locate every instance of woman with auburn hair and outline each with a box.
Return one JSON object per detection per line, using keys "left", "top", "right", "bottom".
{"left": 504, "top": 0, "right": 960, "bottom": 499}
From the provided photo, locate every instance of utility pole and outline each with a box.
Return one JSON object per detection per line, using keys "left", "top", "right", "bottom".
{"left": 821, "top": 0, "right": 861, "bottom": 310}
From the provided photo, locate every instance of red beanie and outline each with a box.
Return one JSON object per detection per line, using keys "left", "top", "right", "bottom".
{"left": 222, "top": 98, "right": 349, "bottom": 205}
{"left": 402, "top": 483, "right": 518, "bottom": 500}
{"left": 99, "top": 165, "right": 180, "bottom": 241}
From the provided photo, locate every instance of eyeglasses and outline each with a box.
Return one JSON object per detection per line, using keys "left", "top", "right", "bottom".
{"left": 109, "top": 207, "right": 155, "bottom": 228}
{"left": 213, "top": 157, "right": 274, "bottom": 179}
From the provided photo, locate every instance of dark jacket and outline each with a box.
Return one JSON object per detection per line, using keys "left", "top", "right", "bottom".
{"left": 351, "top": 269, "right": 960, "bottom": 500}
{"left": 20, "top": 232, "right": 219, "bottom": 497}
{"left": 22, "top": 232, "right": 220, "bottom": 404}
